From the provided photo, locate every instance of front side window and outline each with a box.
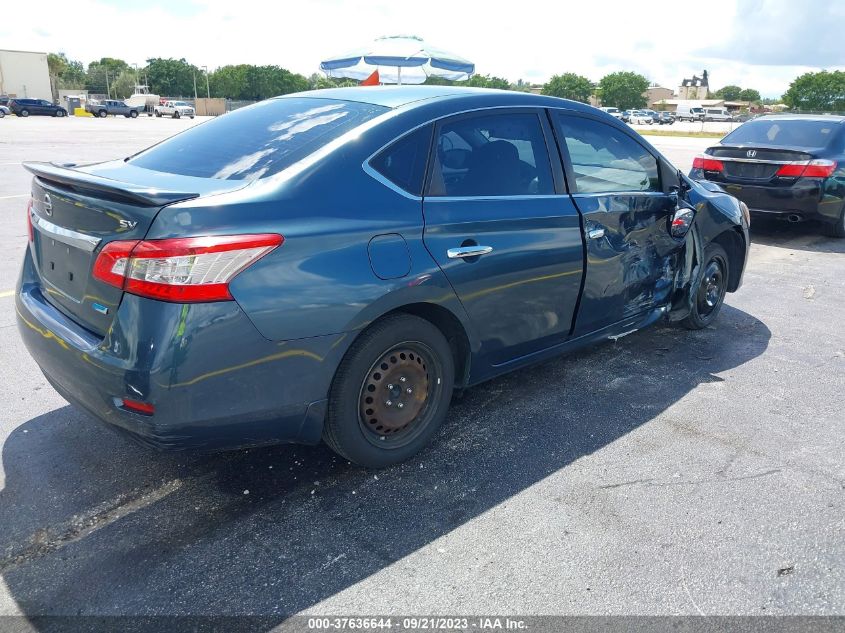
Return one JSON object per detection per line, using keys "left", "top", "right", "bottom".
{"left": 555, "top": 114, "right": 659, "bottom": 194}
{"left": 130, "top": 97, "right": 388, "bottom": 181}
{"left": 370, "top": 125, "right": 432, "bottom": 196}
{"left": 428, "top": 112, "right": 554, "bottom": 197}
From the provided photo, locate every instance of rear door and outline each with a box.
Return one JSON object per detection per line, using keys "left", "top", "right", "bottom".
{"left": 421, "top": 108, "right": 585, "bottom": 368}
{"left": 552, "top": 112, "right": 678, "bottom": 336}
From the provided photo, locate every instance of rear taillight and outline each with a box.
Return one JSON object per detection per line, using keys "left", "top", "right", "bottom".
{"left": 26, "top": 198, "right": 33, "bottom": 242}
{"left": 692, "top": 156, "right": 724, "bottom": 172}
{"left": 776, "top": 159, "right": 837, "bottom": 179}
{"left": 92, "top": 234, "right": 283, "bottom": 302}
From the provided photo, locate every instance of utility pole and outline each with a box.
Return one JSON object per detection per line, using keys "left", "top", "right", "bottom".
{"left": 193, "top": 71, "right": 198, "bottom": 100}
{"left": 105, "top": 71, "right": 110, "bottom": 99}
{"left": 202, "top": 66, "right": 210, "bottom": 98}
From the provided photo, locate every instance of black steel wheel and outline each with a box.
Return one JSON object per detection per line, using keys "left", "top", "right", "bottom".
{"left": 682, "top": 244, "right": 729, "bottom": 330}
{"left": 324, "top": 314, "right": 454, "bottom": 468}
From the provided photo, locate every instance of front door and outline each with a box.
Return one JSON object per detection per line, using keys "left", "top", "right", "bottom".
{"left": 422, "top": 109, "right": 585, "bottom": 372}
{"left": 552, "top": 112, "right": 678, "bottom": 336}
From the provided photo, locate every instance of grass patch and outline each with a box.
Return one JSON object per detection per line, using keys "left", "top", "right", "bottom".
{"left": 637, "top": 129, "right": 726, "bottom": 139}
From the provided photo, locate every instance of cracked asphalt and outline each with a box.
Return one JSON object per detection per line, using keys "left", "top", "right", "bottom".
{"left": 0, "top": 116, "right": 842, "bottom": 619}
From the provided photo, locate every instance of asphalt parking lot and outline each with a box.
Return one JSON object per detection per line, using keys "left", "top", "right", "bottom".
{"left": 0, "top": 116, "right": 842, "bottom": 619}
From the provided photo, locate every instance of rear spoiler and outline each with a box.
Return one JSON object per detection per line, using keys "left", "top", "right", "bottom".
{"left": 23, "top": 161, "right": 200, "bottom": 206}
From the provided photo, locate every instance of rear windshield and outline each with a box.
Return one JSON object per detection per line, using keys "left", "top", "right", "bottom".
{"left": 130, "top": 97, "right": 388, "bottom": 181}
{"left": 722, "top": 119, "right": 841, "bottom": 148}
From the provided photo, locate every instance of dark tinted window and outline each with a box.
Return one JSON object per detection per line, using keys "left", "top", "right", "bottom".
{"left": 370, "top": 125, "right": 432, "bottom": 195}
{"left": 130, "top": 97, "right": 388, "bottom": 181}
{"left": 722, "top": 118, "right": 842, "bottom": 148}
{"left": 555, "top": 114, "right": 659, "bottom": 193}
{"left": 428, "top": 112, "right": 554, "bottom": 197}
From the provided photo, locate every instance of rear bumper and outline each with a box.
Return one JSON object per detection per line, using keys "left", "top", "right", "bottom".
{"left": 16, "top": 250, "right": 351, "bottom": 451}
{"left": 690, "top": 173, "right": 844, "bottom": 224}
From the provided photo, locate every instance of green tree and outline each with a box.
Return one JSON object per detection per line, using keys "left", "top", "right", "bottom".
{"left": 466, "top": 74, "right": 511, "bottom": 90}
{"left": 86, "top": 57, "right": 130, "bottom": 95}
{"left": 208, "top": 65, "right": 308, "bottom": 100}
{"left": 783, "top": 70, "right": 845, "bottom": 111}
{"left": 110, "top": 70, "right": 138, "bottom": 99}
{"left": 47, "top": 52, "right": 86, "bottom": 98}
{"left": 715, "top": 85, "right": 742, "bottom": 100}
{"left": 739, "top": 88, "right": 761, "bottom": 102}
{"left": 598, "top": 71, "right": 649, "bottom": 110}
{"left": 143, "top": 58, "right": 201, "bottom": 97}
{"left": 542, "top": 73, "right": 593, "bottom": 103}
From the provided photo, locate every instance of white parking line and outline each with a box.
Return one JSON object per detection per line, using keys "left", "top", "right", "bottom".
{"left": 0, "top": 194, "right": 28, "bottom": 200}
{"left": 0, "top": 291, "right": 13, "bottom": 298}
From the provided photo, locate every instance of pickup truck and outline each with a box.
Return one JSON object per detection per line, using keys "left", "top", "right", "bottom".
{"left": 85, "top": 100, "right": 140, "bottom": 118}
{"left": 154, "top": 100, "right": 195, "bottom": 119}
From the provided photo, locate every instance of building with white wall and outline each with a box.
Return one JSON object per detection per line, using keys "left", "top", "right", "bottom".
{"left": 0, "top": 49, "right": 52, "bottom": 100}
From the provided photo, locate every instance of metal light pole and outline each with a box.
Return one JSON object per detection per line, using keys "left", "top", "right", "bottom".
{"left": 202, "top": 66, "right": 210, "bottom": 98}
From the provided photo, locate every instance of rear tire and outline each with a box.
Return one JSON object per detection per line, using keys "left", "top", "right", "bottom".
{"left": 323, "top": 314, "right": 455, "bottom": 468}
{"left": 155, "top": 110, "right": 161, "bottom": 118}
{"left": 824, "top": 206, "right": 845, "bottom": 238}
{"left": 173, "top": 111, "right": 180, "bottom": 119}
{"left": 682, "top": 244, "right": 730, "bottom": 330}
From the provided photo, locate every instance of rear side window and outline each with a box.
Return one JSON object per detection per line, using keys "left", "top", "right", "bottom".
{"left": 428, "top": 112, "right": 555, "bottom": 197}
{"left": 129, "top": 97, "right": 388, "bottom": 181}
{"left": 370, "top": 125, "right": 432, "bottom": 196}
{"left": 555, "top": 114, "right": 659, "bottom": 193}
{"left": 722, "top": 119, "right": 841, "bottom": 149}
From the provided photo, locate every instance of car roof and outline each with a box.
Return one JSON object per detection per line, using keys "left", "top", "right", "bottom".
{"left": 754, "top": 114, "right": 845, "bottom": 123}
{"left": 275, "top": 85, "right": 599, "bottom": 114}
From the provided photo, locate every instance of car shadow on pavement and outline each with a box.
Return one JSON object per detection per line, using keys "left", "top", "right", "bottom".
{"left": 0, "top": 304, "right": 770, "bottom": 624}
{"left": 749, "top": 217, "right": 845, "bottom": 254}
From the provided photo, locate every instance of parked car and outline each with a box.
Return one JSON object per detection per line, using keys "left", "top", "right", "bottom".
{"left": 0, "top": 105, "right": 9, "bottom": 118}
{"left": 690, "top": 114, "right": 845, "bottom": 237}
{"left": 656, "top": 111, "right": 675, "bottom": 125}
{"left": 621, "top": 110, "right": 632, "bottom": 123}
{"left": 628, "top": 110, "right": 653, "bottom": 125}
{"left": 599, "top": 107, "right": 623, "bottom": 119}
{"left": 676, "top": 104, "right": 705, "bottom": 122}
{"left": 0, "top": 96, "right": 10, "bottom": 107}
{"left": 703, "top": 108, "right": 734, "bottom": 122}
{"left": 154, "top": 100, "right": 195, "bottom": 119}
{"left": 17, "top": 87, "right": 749, "bottom": 467}
{"left": 86, "top": 99, "right": 141, "bottom": 118}
{"left": 641, "top": 109, "right": 660, "bottom": 123}
{"left": 9, "top": 98, "right": 67, "bottom": 117}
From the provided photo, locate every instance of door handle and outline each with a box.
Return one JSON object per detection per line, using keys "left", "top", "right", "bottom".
{"left": 587, "top": 227, "right": 605, "bottom": 240}
{"left": 447, "top": 245, "right": 493, "bottom": 259}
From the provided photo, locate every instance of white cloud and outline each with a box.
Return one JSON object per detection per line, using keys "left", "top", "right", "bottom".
{"left": 2, "top": 0, "right": 842, "bottom": 97}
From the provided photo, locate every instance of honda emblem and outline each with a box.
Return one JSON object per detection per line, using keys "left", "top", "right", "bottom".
{"left": 43, "top": 193, "right": 52, "bottom": 216}
{"left": 747, "top": 150, "right": 757, "bottom": 158}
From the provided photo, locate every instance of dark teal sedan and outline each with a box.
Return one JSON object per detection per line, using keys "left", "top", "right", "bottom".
{"left": 17, "top": 87, "right": 749, "bottom": 467}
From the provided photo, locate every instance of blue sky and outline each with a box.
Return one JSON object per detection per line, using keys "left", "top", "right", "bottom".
{"left": 3, "top": 0, "right": 843, "bottom": 97}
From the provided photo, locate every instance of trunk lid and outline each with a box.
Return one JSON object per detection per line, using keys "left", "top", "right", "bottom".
{"left": 25, "top": 161, "right": 248, "bottom": 336}
{"left": 707, "top": 145, "right": 814, "bottom": 184}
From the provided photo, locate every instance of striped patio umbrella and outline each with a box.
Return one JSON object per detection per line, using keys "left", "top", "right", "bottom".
{"left": 320, "top": 35, "right": 475, "bottom": 85}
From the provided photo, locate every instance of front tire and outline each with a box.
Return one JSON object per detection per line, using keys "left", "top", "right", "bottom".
{"left": 155, "top": 110, "right": 161, "bottom": 118}
{"left": 682, "top": 244, "right": 729, "bottom": 330}
{"left": 130, "top": 110, "right": 138, "bottom": 118}
{"left": 173, "top": 111, "right": 180, "bottom": 119}
{"left": 324, "top": 314, "right": 455, "bottom": 468}
{"left": 19, "top": 109, "right": 29, "bottom": 117}
{"left": 98, "top": 110, "right": 107, "bottom": 118}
